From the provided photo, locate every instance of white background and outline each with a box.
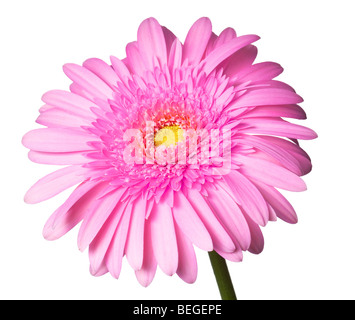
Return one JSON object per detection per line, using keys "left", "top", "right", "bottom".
{"left": 0, "top": 0, "right": 354, "bottom": 300}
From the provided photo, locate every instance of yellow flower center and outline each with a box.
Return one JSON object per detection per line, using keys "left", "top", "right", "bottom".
{"left": 154, "top": 125, "right": 184, "bottom": 147}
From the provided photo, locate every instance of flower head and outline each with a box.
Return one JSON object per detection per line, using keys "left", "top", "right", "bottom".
{"left": 22, "top": 17, "right": 317, "bottom": 286}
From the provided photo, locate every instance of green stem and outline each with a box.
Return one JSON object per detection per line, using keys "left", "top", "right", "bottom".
{"left": 208, "top": 251, "right": 237, "bottom": 300}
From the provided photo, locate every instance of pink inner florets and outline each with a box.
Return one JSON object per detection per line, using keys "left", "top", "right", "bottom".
{"left": 82, "top": 65, "right": 235, "bottom": 196}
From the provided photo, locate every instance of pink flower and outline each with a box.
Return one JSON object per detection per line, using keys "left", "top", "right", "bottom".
{"left": 22, "top": 17, "right": 317, "bottom": 287}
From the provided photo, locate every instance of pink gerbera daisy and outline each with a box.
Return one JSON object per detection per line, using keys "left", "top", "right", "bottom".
{"left": 22, "top": 17, "right": 317, "bottom": 290}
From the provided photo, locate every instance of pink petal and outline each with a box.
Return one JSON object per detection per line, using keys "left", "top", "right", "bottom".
{"left": 244, "top": 214, "right": 264, "bottom": 254}
{"left": 105, "top": 202, "right": 133, "bottom": 279}
{"left": 214, "top": 27, "right": 237, "bottom": 48}
{"left": 183, "top": 17, "right": 212, "bottom": 65}
{"left": 77, "top": 188, "right": 125, "bottom": 251}
{"left": 110, "top": 55, "right": 132, "bottom": 85}
{"left": 215, "top": 86, "right": 235, "bottom": 109}
{"left": 236, "top": 134, "right": 306, "bottom": 175}
{"left": 175, "top": 221, "right": 197, "bottom": 284}
{"left": 89, "top": 199, "right": 126, "bottom": 274}
{"left": 186, "top": 188, "right": 236, "bottom": 253}
{"left": 162, "top": 26, "right": 177, "bottom": 58}
{"left": 233, "top": 79, "right": 295, "bottom": 94}
{"left": 149, "top": 202, "right": 178, "bottom": 276}
{"left": 126, "top": 42, "right": 146, "bottom": 77}
{"left": 125, "top": 195, "right": 147, "bottom": 270}
{"left": 205, "top": 184, "right": 251, "bottom": 251}
{"left": 41, "top": 90, "right": 97, "bottom": 115}
{"left": 36, "top": 108, "right": 92, "bottom": 128}
{"left": 83, "top": 58, "right": 120, "bottom": 89}
{"left": 69, "top": 82, "right": 97, "bottom": 102}
{"left": 135, "top": 219, "right": 157, "bottom": 287}
{"left": 204, "top": 32, "right": 218, "bottom": 57}
{"left": 22, "top": 128, "right": 97, "bottom": 152}
{"left": 43, "top": 180, "right": 105, "bottom": 240}
{"left": 268, "top": 202, "right": 278, "bottom": 221}
{"left": 28, "top": 150, "right": 88, "bottom": 165}
{"left": 216, "top": 248, "right": 243, "bottom": 262}
{"left": 230, "top": 88, "right": 303, "bottom": 109}
{"left": 172, "top": 191, "right": 213, "bottom": 251}
{"left": 235, "top": 154, "right": 307, "bottom": 191}
{"left": 89, "top": 262, "right": 108, "bottom": 277}
{"left": 63, "top": 63, "right": 113, "bottom": 100}
{"left": 168, "top": 38, "right": 182, "bottom": 72}
{"left": 238, "top": 118, "right": 318, "bottom": 140}
{"left": 252, "top": 180, "right": 298, "bottom": 224}
{"left": 224, "top": 170, "right": 269, "bottom": 226}
{"left": 201, "top": 35, "right": 260, "bottom": 75}
{"left": 160, "top": 186, "right": 174, "bottom": 208}
{"left": 24, "top": 166, "right": 87, "bottom": 204}
{"left": 236, "top": 62, "right": 284, "bottom": 82}
{"left": 137, "top": 17, "right": 167, "bottom": 69}
{"left": 241, "top": 104, "right": 307, "bottom": 120}
{"left": 224, "top": 45, "right": 258, "bottom": 77}
{"left": 259, "top": 136, "right": 312, "bottom": 174}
